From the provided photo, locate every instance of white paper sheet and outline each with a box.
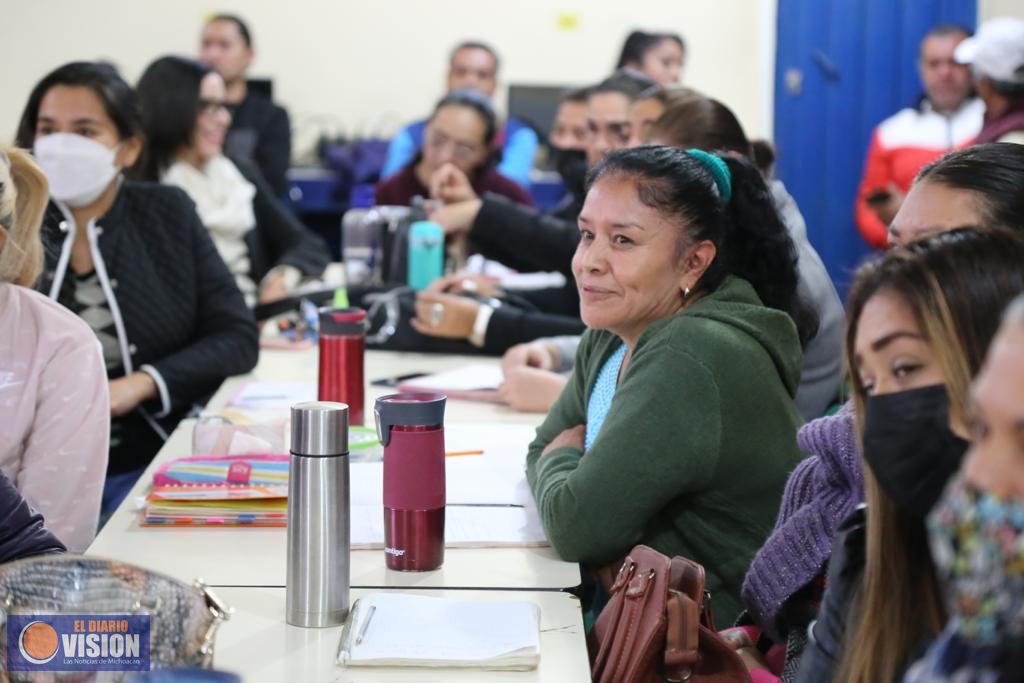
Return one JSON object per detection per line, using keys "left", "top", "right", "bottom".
{"left": 341, "top": 592, "right": 540, "bottom": 669}
{"left": 349, "top": 503, "right": 548, "bottom": 548}
{"left": 350, "top": 423, "right": 537, "bottom": 507}
{"left": 399, "top": 364, "right": 505, "bottom": 392}
{"left": 228, "top": 382, "right": 316, "bottom": 409}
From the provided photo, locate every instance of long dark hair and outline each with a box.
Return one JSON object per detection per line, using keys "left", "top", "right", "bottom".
{"left": 916, "top": 143, "right": 1024, "bottom": 231}
{"left": 15, "top": 61, "right": 142, "bottom": 148}
{"left": 586, "top": 145, "right": 813, "bottom": 342}
{"left": 840, "top": 227, "right": 1024, "bottom": 683}
{"left": 134, "top": 56, "right": 213, "bottom": 181}
{"left": 615, "top": 30, "right": 685, "bottom": 69}
{"left": 650, "top": 95, "right": 753, "bottom": 158}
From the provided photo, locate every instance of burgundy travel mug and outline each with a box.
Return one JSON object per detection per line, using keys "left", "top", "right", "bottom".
{"left": 318, "top": 308, "right": 366, "bottom": 425}
{"left": 374, "top": 393, "right": 447, "bottom": 571}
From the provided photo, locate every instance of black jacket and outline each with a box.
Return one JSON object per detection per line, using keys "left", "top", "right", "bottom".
{"left": 226, "top": 91, "right": 292, "bottom": 197}
{"left": 796, "top": 507, "right": 866, "bottom": 683}
{"left": 481, "top": 304, "right": 585, "bottom": 355}
{"left": 38, "top": 181, "right": 259, "bottom": 471}
{"left": 0, "top": 472, "right": 65, "bottom": 564}
{"left": 233, "top": 156, "right": 329, "bottom": 284}
{"left": 467, "top": 194, "right": 584, "bottom": 352}
{"left": 471, "top": 194, "right": 580, "bottom": 278}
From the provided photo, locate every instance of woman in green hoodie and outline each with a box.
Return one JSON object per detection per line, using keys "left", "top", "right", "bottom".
{"left": 527, "top": 145, "right": 814, "bottom": 625}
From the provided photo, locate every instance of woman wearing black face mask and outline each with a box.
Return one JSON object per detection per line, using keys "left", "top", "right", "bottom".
{"left": 547, "top": 87, "right": 591, "bottom": 222}
{"left": 797, "top": 228, "right": 1024, "bottom": 683}
{"left": 904, "top": 296, "right": 1024, "bottom": 683}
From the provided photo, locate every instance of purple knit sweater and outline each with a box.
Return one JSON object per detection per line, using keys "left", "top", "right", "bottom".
{"left": 740, "top": 402, "right": 864, "bottom": 641}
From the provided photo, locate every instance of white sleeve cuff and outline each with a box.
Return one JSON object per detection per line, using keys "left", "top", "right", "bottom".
{"left": 139, "top": 364, "right": 172, "bottom": 418}
{"left": 468, "top": 304, "right": 494, "bottom": 348}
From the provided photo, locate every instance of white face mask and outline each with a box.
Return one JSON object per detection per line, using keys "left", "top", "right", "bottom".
{"left": 34, "top": 133, "right": 121, "bottom": 208}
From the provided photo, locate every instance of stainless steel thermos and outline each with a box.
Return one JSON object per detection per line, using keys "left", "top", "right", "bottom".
{"left": 286, "top": 402, "right": 351, "bottom": 627}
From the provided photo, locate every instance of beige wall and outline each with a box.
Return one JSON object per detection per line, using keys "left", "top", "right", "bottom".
{"left": 980, "top": 0, "right": 1024, "bottom": 20}
{"left": 0, "top": 0, "right": 776, "bottom": 160}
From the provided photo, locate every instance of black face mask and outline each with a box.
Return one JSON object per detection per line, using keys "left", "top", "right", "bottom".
{"left": 550, "top": 146, "right": 588, "bottom": 200}
{"left": 862, "top": 384, "right": 969, "bottom": 519}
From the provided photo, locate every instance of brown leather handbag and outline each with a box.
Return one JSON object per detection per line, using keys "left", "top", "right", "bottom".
{"left": 589, "top": 545, "right": 751, "bottom": 683}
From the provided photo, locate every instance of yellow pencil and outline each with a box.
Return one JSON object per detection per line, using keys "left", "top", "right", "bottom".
{"left": 445, "top": 450, "right": 484, "bottom": 457}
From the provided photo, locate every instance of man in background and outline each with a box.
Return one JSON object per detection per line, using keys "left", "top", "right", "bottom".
{"left": 381, "top": 41, "right": 538, "bottom": 188}
{"left": 547, "top": 86, "right": 591, "bottom": 221}
{"left": 855, "top": 24, "right": 983, "bottom": 249}
{"left": 200, "top": 13, "right": 292, "bottom": 196}
{"left": 955, "top": 17, "right": 1024, "bottom": 145}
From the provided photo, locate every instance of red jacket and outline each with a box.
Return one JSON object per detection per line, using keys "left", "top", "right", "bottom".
{"left": 856, "top": 98, "right": 984, "bottom": 248}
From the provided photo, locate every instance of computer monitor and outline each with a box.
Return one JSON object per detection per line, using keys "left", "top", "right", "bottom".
{"left": 507, "top": 84, "right": 579, "bottom": 142}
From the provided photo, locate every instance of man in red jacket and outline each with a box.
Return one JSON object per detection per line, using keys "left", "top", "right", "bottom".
{"left": 856, "top": 25, "right": 984, "bottom": 249}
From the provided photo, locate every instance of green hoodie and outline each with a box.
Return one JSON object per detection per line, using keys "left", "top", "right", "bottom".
{"left": 527, "top": 276, "right": 805, "bottom": 625}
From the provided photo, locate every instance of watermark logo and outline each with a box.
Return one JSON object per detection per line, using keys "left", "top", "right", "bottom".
{"left": 18, "top": 621, "right": 59, "bottom": 664}
{"left": 7, "top": 615, "right": 150, "bottom": 672}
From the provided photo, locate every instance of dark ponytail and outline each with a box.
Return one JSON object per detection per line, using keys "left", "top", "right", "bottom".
{"left": 587, "top": 146, "right": 817, "bottom": 344}
{"left": 719, "top": 155, "right": 819, "bottom": 345}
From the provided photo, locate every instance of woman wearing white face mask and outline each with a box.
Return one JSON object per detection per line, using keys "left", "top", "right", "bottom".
{"left": 16, "top": 62, "right": 259, "bottom": 516}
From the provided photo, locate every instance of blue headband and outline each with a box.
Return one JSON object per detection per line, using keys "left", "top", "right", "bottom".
{"left": 686, "top": 149, "right": 732, "bottom": 203}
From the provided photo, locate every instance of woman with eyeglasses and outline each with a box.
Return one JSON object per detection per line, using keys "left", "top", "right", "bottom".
{"left": 135, "top": 56, "right": 329, "bottom": 307}
{"left": 374, "top": 90, "right": 535, "bottom": 209}
{"left": 16, "top": 62, "right": 259, "bottom": 515}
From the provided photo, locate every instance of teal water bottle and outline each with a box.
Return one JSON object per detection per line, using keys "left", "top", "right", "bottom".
{"left": 407, "top": 221, "right": 444, "bottom": 291}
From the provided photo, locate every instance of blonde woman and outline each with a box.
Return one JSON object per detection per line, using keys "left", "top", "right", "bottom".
{"left": 797, "top": 228, "right": 1024, "bottom": 683}
{"left": 0, "top": 146, "right": 108, "bottom": 552}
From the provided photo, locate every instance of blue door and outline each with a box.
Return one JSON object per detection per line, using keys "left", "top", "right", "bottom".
{"left": 773, "top": 0, "right": 977, "bottom": 297}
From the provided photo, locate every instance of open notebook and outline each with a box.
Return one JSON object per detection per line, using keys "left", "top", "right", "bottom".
{"left": 338, "top": 592, "right": 540, "bottom": 671}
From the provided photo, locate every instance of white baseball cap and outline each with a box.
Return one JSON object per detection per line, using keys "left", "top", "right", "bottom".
{"left": 954, "top": 17, "right": 1024, "bottom": 84}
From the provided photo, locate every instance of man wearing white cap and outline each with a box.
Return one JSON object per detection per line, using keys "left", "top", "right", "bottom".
{"left": 955, "top": 17, "right": 1024, "bottom": 144}
{"left": 854, "top": 25, "right": 984, "bottom": 249}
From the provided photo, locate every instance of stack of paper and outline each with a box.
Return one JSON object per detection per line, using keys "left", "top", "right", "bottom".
{"left": 143, "top": 485, "right": 287, "bottom": 526}
{"left": 339, "top": 593, "right": 541, "bottom": 671}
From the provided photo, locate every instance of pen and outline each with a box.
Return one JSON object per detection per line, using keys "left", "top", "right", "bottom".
{"left": 355, "top": 605, "right": 376, "bottom": 645}
{"left": 448, "top": 503, "right": 525, "bottom": 508}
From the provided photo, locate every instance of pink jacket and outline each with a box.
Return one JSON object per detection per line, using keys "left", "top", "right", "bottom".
{"left": 0, "top": 284, "right": 109, "bottom": 551}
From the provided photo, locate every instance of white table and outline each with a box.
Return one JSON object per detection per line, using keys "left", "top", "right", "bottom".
{"left": 210, "top": 588, "right": 591, "bottom": 682}
{"left": 207, "top": 348, "right": 545, "bottom": 425}
{"left": 89, "top": 351, "right": 580, "bottom": 591}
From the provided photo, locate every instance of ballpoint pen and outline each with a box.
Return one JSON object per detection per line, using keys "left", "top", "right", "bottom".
{"left": 355, "top": 605, "right": 376, "bottom": 646}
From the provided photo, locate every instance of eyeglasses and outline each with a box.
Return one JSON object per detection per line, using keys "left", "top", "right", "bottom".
{"left": 198, "top": 98, "right": 230, "bottom": 115}
{"left": 425, "top": 132, "right": 482, "bottom": 161}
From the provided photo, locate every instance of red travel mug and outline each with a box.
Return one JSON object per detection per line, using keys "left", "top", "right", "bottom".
{"left": 318, "top": 308, "right": 366, "bottom": 425}
{"left": 374, "top": 393, "right": 447, "bottom": 571}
